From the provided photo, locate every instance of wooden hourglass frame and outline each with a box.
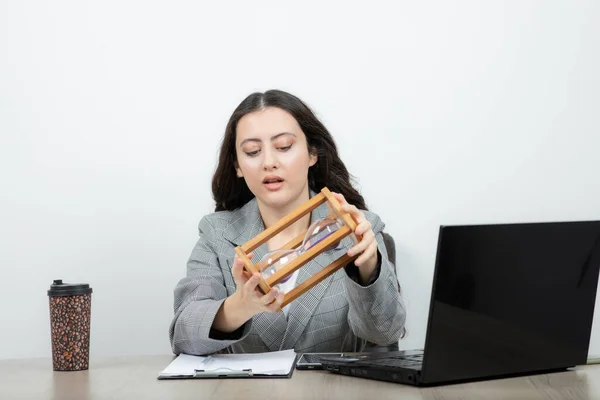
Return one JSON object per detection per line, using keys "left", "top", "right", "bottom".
{"left": 234, "top": 187, "right": 361, "bottom": 309}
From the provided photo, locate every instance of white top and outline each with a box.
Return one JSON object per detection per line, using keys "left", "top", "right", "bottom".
{"left": 277, "top": 269, "right": 300, "bottom": 317}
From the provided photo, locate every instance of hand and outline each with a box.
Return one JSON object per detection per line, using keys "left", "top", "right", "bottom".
{"left": 231, "top": 253, "right": 284, "bottom": 317}
{"left": 331, "top": 192, "right": 379, "bottom": 280}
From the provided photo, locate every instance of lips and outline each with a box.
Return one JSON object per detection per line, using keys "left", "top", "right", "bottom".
{"left": 263, "top": 175, "right": 285, "bottom": 191}
{"left": 262, "top": 175, "right": 284, "bottom": 184}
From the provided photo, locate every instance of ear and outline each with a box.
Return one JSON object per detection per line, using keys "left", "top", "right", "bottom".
{"left": 234, "top": 161, "right": 243, "bottom": 178}
{"left": 309, "top": 149, "right": 318, "bottom": 167}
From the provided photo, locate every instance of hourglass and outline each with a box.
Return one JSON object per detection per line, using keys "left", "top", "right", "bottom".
{"left": 234, "top": 187, "right": 362, "bottom": 309}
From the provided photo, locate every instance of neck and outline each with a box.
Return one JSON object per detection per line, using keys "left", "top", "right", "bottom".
{"left": 257, "top": 186, "right": 312, "bottom": 240}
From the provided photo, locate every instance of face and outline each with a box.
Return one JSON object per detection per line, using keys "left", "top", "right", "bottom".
{"left": 235, "top": 107, "right": 317, "bottom": 210}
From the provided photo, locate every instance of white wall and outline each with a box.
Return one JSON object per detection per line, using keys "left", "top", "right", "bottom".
{"left": 1, "top": 0, "right": 599, "bottom": 360}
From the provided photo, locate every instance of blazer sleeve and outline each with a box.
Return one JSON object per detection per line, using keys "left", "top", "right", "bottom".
{"left": 343, "top": 211, "right": 407, "bottom": 346}
{"left": 169, "top": 216, "right": 252, "bottom": 355}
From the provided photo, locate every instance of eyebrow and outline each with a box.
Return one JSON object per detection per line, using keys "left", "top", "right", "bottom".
{"left": 239, "top": 132, "right": 296, "bottom": 146}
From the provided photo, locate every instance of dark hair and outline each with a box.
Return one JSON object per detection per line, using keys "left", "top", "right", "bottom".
{"left": 211, "top": 89, "right": 367, "bottom": 212}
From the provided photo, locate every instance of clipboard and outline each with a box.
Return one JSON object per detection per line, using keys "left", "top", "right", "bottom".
{"left": 193, "top": 368, "right": 254, "bottom": 378}
{"left": 157, "top": 349, "right": 298, "bottom": 379}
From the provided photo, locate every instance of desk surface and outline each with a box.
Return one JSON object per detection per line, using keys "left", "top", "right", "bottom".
{"left": 0, "top": 355, "right": 598, "bottom": 400}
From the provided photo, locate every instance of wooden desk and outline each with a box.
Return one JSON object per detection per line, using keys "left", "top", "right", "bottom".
{"left": 0, "top": 355, "right": 597, "bottom": 400}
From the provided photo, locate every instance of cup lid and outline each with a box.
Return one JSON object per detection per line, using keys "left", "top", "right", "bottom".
{"left": 47, "top": 279, "right": 93, "bottom": 296}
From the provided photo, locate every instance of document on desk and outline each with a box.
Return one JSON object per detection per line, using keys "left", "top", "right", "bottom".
{"left": 157, "top": 349, "right": 298, "bottom": 379}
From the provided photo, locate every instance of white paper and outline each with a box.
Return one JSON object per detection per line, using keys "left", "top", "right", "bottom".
{"left": 159, "top": 349, "right": 297, "bottom": 377}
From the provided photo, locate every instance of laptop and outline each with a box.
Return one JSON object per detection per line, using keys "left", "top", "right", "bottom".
{"left": 321, "top": 220, "right": 600, "bottom": 386}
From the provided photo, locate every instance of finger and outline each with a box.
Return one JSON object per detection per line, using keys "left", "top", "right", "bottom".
{"left": 231, "top": 260, "right": 245, "bottom": 285}
{"left": 241, "top": 269, "right": 253, "bottom": 281}
{"left": 233, "top": 252, "right": 254, "bottom": 281}
{"left": 341, "top": 203, "right": 364, "bottom": 227}
{"left": 348, "top": 230, "right": 375, "bottom": 257}
{"left": 355, "top": 242, "right": 378, "bottom": 267}
{"left": 244, "top": 273, "right": 261, "bottom": 295}
{"left": 355, "top": 220, "right": 372, "bottom": 237}
{"left": 331, "top": 191, "right": 344, "bottom": 201}
{"left": 332, "top": 192, "right": 348, "bottom": 206}
{"left": 340, "top": 202, "right": 359, "bottom": 215}
{"left": 266, "top": 293, "right": 285, "bottom": 312}
{"left": 234, "top": 251, "right": 254, "bottom": 265}
{"left": 261, "top": 287, "right": 279, "bottom": 305}
{"left": 332, "top": 193, "right": 363, "bottom": 225}
{"left": 232, "top": 264, "right": 250, "bottom": 286}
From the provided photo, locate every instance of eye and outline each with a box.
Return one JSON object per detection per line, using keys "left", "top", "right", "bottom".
{"left": 245, "top": 150, "right": 260, "bottom": 157}
{"left": 278, "top": 144, "right": 293, "bottom": 152}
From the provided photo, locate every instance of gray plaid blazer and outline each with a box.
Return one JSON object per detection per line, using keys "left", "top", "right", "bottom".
{"left": 169, "top": 192, "right": 406, "bottom": 356}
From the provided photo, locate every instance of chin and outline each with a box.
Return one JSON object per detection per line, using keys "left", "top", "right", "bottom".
{"left": 256, "top": 185, "right": 300, "bottom": 209}
{"left": 260, "top": 192, "right": 292, "bottom": 208}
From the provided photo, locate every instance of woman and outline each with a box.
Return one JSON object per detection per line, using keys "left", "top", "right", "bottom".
{"left": 169, "top": 90, "right": 406, "bottom": 355}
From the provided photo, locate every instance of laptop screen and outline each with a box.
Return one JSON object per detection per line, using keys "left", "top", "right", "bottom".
{"left": 422, "top": 221, "right": 600, "bottom": 384}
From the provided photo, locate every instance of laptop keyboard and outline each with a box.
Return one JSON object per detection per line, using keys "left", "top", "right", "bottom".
{"left": 359, "top": 354, "right": 423, "bottom": 369}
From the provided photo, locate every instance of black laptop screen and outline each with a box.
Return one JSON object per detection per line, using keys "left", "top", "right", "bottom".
{"left": 422, "top": 221, "right": 600, "bottom": 384}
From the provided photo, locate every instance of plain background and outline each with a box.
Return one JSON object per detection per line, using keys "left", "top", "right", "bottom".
{"left": 1, "top": 1, "right": 599, "bottom": 360}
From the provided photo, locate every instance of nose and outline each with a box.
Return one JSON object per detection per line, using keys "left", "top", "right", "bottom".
{"left": 262, "top": 148, "right": 279, "bottom": 171}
